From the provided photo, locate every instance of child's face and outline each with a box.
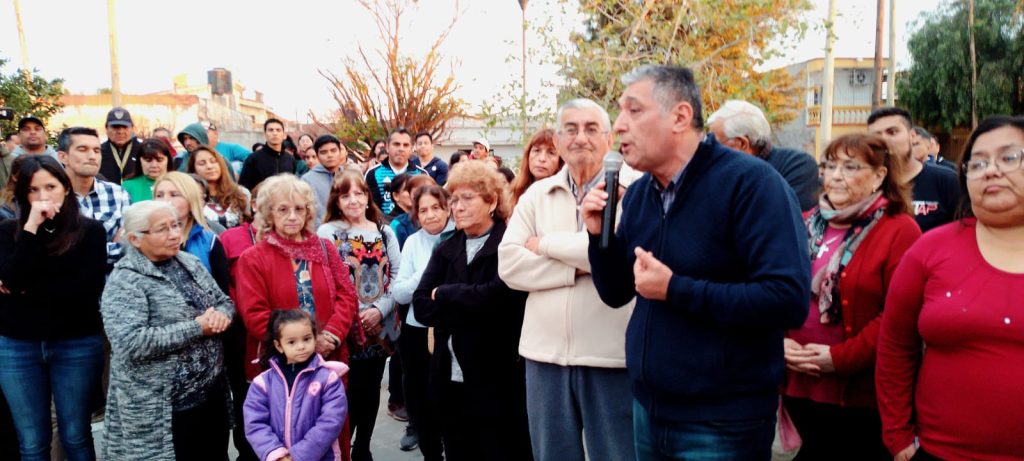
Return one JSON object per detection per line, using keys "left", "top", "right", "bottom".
{"left": 274, "top": 321, "right": 316, "bottom": 364}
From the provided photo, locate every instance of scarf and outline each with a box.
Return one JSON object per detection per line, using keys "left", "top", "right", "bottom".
{"left": 265, "top": 230, "right": 351, "bottom": 316}
{"left": 807, "top": 191, "right": 887, "bottom": 324}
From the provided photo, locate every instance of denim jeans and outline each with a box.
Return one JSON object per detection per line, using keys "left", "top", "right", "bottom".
{"left": 0, "top": 335, "right": 104, "bottom": 461}
{"left": 633, "top": 399, "right": 775, "bottom": 461}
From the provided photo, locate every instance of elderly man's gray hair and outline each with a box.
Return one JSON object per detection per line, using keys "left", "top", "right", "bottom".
{"left": 707, "top": 100, "right": 772, "bottom": 153}
{"left": 122, "top": 200, "right": 178, "bottom": 239}
{"left": 621, "top": 65, "right": 704, "bottom": 129}
{"left": 557, "top": 98, "right": 612, "bottom": 132}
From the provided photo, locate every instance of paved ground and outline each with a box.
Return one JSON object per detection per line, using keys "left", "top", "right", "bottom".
{"left": 91, "top": 358, "right": 422, "bottom": 461}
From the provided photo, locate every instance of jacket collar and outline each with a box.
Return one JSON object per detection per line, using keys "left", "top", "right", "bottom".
{"left": 117, "top": 244, "right": 205, "bottom": 280}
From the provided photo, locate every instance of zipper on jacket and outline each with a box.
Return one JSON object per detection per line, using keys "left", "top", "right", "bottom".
{"left": 271, "top": 361, "right": 316, "bottom": 448}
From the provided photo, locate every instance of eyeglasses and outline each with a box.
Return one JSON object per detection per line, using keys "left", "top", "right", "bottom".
{"left": 450, "top": 192, "right": 481, "bottom": 207}
{"left": 141, "top": 220, "right": 183, "bottom": 236}
{"left": 822, "top": 161, "right": 871, "bottom": 177}
{"left": 559, "top": 124, "right": 607, "bottom": 139}
{"left": 273, "top": 205, "right": 308, "bottom": 217}
{"left": 963, "top": 147, "right": 1023, "bottom": 179}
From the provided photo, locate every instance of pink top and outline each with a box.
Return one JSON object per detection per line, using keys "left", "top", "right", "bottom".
{"left": 876, "top": 220, "right": 1024, "bottom": 460}
{"left": 785, "top": 226, "right": 847, "bottom": 404}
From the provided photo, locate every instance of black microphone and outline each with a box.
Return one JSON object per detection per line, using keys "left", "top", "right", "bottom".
{"left": 599, "top": 151, "right": 624, "bottom": 250}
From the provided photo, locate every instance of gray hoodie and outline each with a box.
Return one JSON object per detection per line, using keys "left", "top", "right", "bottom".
{"left": 12, "top": 144, "right": 59, "bottom": 161}
{"left": 301, "top": 164, "right": 338, "bottom": 223}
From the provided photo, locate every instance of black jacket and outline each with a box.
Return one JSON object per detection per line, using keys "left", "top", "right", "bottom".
{"left": 100, "top": 138, "right": 143, "bottom": 184}
{"left": 413, "top": 220, "right": 533, "bottom": 460}
{"left": 238, "top": 146, "right": 297, "bottom": 190}
{"left": 0, "top": 218, "right": 108, "bottom": 340}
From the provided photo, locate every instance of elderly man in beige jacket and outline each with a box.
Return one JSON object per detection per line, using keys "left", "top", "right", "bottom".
{"left": 499, "top": 98, "right": 636, "bottom": 461}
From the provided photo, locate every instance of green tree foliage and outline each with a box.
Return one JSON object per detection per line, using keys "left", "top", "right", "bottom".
{"left": 558, "top": 0, "right": 811, "bottom": 126}
{"left": 0, "top": 57, "right": 65, "bottom": 136}
{"left": 898, "top": 0, "right": 1023, "bottom": 131}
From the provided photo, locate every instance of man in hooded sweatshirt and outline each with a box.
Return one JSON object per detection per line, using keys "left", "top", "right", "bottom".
{"left": 301, "top": 134, "right": 348, "bottom": 223}
{"left": 175, "top": 122, "right": 210, "bottom": 171}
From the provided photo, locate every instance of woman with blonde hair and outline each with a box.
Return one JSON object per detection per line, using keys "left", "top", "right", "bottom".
{"left": 187, "top": 145, "right": 251, "bottom": 230}
{"left": 235, "top": 174, "right": 359, "bottom": 459}
{"left": 153, "top": 171, "right": 230, "bottom": 292}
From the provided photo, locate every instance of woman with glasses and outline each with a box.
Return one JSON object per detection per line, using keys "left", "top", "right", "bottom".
{"left": 235, "top": 175, "right": 357, "bottom": 377}
{"left": 0, "top": 156, "right": 107, "bottom": 460}
{"left": 877, "top": 116, "right": 1024, "bottom": 461}
{"left": 316, "top": 170, "right": 401, "bottom": 461}
{"left": 782, "top": 133, "right": 921, "bottom": 460}
{"left": 413, "top": 160, "right": 532, "bottom": 461}
{"left": 101, "top": 200, "right": 235, "bottom": 461}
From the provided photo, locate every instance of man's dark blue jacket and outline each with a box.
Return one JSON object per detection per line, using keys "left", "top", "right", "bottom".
{"left": 589, "top": 134, "right": 810, "bottom": 423}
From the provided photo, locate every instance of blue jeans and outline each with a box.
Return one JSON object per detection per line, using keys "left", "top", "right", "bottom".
{"left": 633, "top": 399, "right": 775, "bottom": 461}
{"left": 0, "top": 335, "right": 104, "bottom": 461}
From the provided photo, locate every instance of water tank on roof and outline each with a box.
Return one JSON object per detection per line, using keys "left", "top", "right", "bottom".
{"left": 208, "top": 68, "right": 233, "bottom": 95}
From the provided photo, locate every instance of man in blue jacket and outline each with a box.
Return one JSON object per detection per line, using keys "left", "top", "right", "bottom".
{"left": 582, "top": 64, "right": 810, "bottom": 460}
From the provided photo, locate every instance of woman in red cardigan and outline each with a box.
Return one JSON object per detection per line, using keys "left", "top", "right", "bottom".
{"left": 783, "top": 133, "right": 920, "bottom": 460}
{"left": 877, "top": 116, "right": 1024, "bottom": 461}
{"left": 235, "top": 175, "right": 358, "bottom": 379}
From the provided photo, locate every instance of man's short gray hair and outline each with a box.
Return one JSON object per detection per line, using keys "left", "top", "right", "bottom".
{"left": 621, "top": 65, "right": 704, "bottom": 129}
{"left": 122, "top": 200, "right": 177, "bottom": 239}
{"left": 556, "top": 98, "right": 612, "bottom": 132}
{"left": 707, "top": 100, "right": 772, "bottom": 153}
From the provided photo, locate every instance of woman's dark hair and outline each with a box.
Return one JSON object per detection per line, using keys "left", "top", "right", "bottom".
{"left": 955, "top": 115, "right": 1024, "bottom": 219}
{"left": 822, "top": 133, "right": 910, "bottom": 216}
{"left": 410, "top": 184, "right": 450, "bottom": 227}
{"left": 259, "top": 309, "right": 318, "bottom": 369}
{"left": 511, "top": 128, "right": 562, "bottom": 207}
{"left": 389, "top": 173, "right": 410, "bottom": 197}
{"left": 14, "top": 155, "right": 83, "bottom": 255}
{"left": 282, "top": 136, "right": 298, "bottom": 155}
{"left": 325, "top": 169, "right": 385, "bottom": 224}
{"left": 449, "top": 151, "right": 467, "bottom": 166}
{"left": 371, "top": 139, "right": 386, "bottom": 155}
{"left": 125, "top": 138, "right": 174, "bottom": 180}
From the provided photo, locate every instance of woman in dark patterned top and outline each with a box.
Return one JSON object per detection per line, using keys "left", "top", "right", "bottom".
{"left": 100, "top": 200, "right": 235, "bottom": 461}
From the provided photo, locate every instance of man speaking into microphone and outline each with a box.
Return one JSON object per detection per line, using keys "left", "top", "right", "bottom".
{"left": 582, "top": 65, "right": 810, "bottom": 461}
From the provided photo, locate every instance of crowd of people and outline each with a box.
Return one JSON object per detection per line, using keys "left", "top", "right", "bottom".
{"left": 0, "top": 62, "right": 1020, "bottom": 461}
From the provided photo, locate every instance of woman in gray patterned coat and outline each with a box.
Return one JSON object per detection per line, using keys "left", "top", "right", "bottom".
{"left": 100, "top": 200, "right": 235, "bottom": 461}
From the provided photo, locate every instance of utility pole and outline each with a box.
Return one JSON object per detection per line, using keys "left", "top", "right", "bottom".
{"left": 968, "top": 0, "right": 978, "bottom": 128}
{"left": 887, "top": 0, "right": 896, "bottom": 106}
{"left": 13, "top": 0, "right": 31, "bottom": 81}
{"left": 519, "top": 0, "right": 529, "bottom": 144}
{"left": 871, "top": 0, "right": 885, "bottom": 109}
{"left": 821, "top": 0, "right": 838, "bottom": 147}
{"left": 107, "top": 0, "right": 123, "bottom": 107}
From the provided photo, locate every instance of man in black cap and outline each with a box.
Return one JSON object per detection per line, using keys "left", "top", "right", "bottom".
{"left": 99, "top": 107, "right": 143, "bottom": 184}
{"left": 12, "top": 116, "right": 59, "bottom": 160}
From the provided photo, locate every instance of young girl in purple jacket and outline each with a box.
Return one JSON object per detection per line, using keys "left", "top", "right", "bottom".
{"left": 244, "top": 310, "right": 350, "bottom": 461}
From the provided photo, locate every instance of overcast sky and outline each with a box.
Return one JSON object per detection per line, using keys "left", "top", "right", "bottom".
{"left": 1, "top": 0, "right": 944, "bottom": 119}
